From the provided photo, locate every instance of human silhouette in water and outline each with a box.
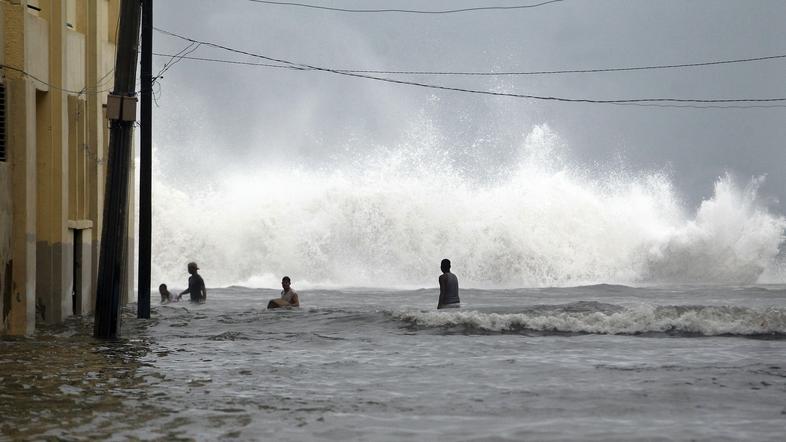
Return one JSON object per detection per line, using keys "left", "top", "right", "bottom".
{"left": 437, "top": 258, "right": 460, "bottom": 309}
{"left": 177, "top": 262, "right": 206, "bottom": 303}
{"left": 159, "top": 283, "right": 175, "bottom": 303}
{"left": 267, "top": 276, "right": 300, "bottom": 309}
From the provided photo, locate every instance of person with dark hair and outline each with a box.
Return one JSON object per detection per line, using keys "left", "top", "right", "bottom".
{"left": 437, "top": 258, "right": 460, "bottom": 309}
{"left": 159, "top": 283, "right": 175, "bottom": 303}
{"left": 267, "top": 276, "right": 300, "bottom": 309}
{"left": 177, "top": 262, "right": 207, "bottom": 303}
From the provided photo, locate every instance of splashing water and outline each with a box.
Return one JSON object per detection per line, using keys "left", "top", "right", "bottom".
{"left": 396, "top": 304, "right": 786, "bottom": 336}
{"left": 151, "top": 125, "right": 785, "bottom": 288}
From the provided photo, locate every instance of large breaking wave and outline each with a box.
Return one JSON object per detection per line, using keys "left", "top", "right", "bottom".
{"left": 151, "top": 125, "right": 785, "bottom": 288}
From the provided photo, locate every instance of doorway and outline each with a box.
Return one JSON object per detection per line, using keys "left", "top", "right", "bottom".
{"left": 72, "top": 229, "right": 82, "bottom": 316}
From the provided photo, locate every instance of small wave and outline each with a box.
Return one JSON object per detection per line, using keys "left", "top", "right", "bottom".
{"left": 571, "top": 283, "right": 635, "bottom": 291}
{"left": 394, "top": 304, "right": 786, "bottom": 337}
{"left": 207, "top": 331, "right": 249, "bottom": 341}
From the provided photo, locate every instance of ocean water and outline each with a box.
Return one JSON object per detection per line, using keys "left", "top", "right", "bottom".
{"left": 2, "top": 284, "right": 785, "bottom": 441}
{"left": 4, "top": 127, "right": 786, "bottom": 439}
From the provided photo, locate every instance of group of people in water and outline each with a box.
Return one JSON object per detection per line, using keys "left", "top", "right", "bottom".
{"left": 158, "top": 261, "right": 207, "bottom": 303}
{"left": 159, "top": 258, "right": 461, "bottom": 310}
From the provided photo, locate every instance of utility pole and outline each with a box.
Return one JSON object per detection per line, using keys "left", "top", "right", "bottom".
{"left": 94, "top": 0, "right": 142, "bottom": 339}
{"left": 138, "top": 0, "right": 153, "bottom": 319}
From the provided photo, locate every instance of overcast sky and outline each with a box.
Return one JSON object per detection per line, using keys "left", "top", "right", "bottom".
{"left": 149, "top": 0, "right": 786, "bottom": 209}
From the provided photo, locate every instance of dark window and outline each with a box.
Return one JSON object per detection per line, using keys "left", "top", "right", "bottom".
{"left": 0, "top": 83, "right": 5, "bottom": 162}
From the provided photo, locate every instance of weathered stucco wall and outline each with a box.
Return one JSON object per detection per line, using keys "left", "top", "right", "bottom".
{"left": 65, "top": 29, "right": 85, "bottom": 94}
{"left": 2, "top": 0, "right": 124, "bottom": 335}
{"left": 25, "top": 12, "right": 48, "bottom": 85}
{"left": 3, "top": 1, "right": 38, "bottom": 335}
{"left": 1, "top": 0, "right": 9, "bottom": 331}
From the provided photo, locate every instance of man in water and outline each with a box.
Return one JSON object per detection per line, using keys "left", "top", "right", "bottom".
{"left": 177, "top": 262, "right": 207, "bottom": 303}
{"left": 267, "top": 276, "right": 300, "bottom": 309}
{"left": 437, "top": 258, "right": 460, "bottom": 309}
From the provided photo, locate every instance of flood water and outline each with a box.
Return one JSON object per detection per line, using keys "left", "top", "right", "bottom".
{"left": 2, "top": 285, "right": 786, "bottom": 441}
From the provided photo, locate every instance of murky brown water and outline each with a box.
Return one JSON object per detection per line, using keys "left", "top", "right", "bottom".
{"left": 0, "top": 310, "right": 167, "bottom": 440}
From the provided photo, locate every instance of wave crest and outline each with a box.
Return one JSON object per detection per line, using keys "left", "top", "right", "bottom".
{"left": 395, "top": 304, "right": 786, "bottom": 336}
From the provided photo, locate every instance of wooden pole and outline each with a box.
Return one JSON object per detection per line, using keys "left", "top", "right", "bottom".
{"left": 94, "top": 0, "right": 142, "bottom": 339}
{"left": 138, "top": 0, "right": 153, "bottom": 319}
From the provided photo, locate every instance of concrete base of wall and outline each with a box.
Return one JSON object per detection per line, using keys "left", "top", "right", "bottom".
{"left": 35, "top": 240, "right": 72, "bottom": 325}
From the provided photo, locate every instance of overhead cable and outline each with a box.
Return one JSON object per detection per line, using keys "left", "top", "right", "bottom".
{"left": 152, "top": 52, "right": 305, "bottom": 70}
{"left": 246, "top": 0, "right": 564, "bottom": 14}
{"left": 335, "top": 54, "right": 786, "bottom": 76}
{"left": 153, "top": 27, "right": 786, "bottom": 106}
{"left": 154, "top": 41, "right": 202, "bottom": 80}
{"left": 0, "top": 64, "right": 113, "bottom": 95}
{"left": 613, "top": 102, "right": 786, "bottom": 109}
{"left": 150, "top": 51, "right": 786, "bottom": 77}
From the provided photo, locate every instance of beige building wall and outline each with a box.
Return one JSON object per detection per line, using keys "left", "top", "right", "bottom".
{"left": 0, "top": 1, "right": 9, "bottom": 332}
{"left": 1, "top": 0, "right": 130, "bottom": 335}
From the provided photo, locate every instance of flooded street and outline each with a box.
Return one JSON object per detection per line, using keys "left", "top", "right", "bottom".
{"left": 2, "top": 286, "right": 786, "bottom": 441}
{"left": 0, "top": 314, "right": 161, "bottom": 440}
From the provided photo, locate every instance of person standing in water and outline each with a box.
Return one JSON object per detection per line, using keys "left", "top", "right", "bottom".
{"left": 177, "top": 262, "right": 207, "bottom": 303}
{"left": 437, "top": 258, "right": 460, "bottom": 309}
{"left": 267, "top": 276, "right": 300, "bottom": 309}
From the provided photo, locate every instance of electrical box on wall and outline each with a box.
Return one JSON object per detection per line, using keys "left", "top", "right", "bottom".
{"left": 106, "top": 94, "right": 137, "bottom": 122}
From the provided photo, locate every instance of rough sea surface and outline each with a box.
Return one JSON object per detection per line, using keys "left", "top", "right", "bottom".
{"left": 2, "top": 285, "right": 785, "bottom": 441}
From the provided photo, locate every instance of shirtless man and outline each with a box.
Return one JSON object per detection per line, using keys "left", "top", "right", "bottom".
{"left": 267, "top": 276, "right": 300, "bottom": 309}
{"left": 177, "top": 262, "right": 207, "bottom": 303}
{"left": 437, "top": 258, "right": 460, "bottom": 309}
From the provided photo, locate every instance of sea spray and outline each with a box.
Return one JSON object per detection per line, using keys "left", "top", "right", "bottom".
{"left": 151, "top": 126, "right": 786, "bottom": 288}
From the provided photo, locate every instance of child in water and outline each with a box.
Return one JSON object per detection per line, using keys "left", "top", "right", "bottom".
{"left": 159, "top": 283, "right": 175, "bottom": 303}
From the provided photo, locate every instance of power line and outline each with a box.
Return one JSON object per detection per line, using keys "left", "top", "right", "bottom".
{"left": 152, "top": 27, "right": 786, "bottom": 106}
{"left": 146, "top": 53, "right": 786, "bottom": 109}
{"left": 146, "top": 55, "right": 786, "bottom": 110}
{"left": 246, "top": 0, "right": 564, "bottom": 14}
{"left": 614, "top": 102, "right": 786, "bottom": 110}
{"left": 154, "top": 41, "right": 202, "bottom": 80}
{"left": 152, "top": 52, "right": 306, "bottom": 70}
{"left": 150, "top": 40, "right": 208, "bottom": 108}
{"left": 336, "top": 54, "right": 786, "bottom": 76}
{"left": 0, "top": 63, "right": 113, "bottom": 95}
{"left": 150, "top": 51, "right": 786, "bottom": 77}
{"left": 95, "top": 67, "right": 116, "bottom": 89}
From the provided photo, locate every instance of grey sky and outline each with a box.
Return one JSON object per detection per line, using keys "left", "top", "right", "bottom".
{"left": 150, "top": 0, "right": 786, "bottom": 209}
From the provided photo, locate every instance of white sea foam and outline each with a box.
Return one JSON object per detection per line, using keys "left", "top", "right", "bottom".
{"left": 394, "top": 305, "right": 786, "bottom": 336}
{"left": 151, "top": 125, "right": 785, "bottom": 288}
